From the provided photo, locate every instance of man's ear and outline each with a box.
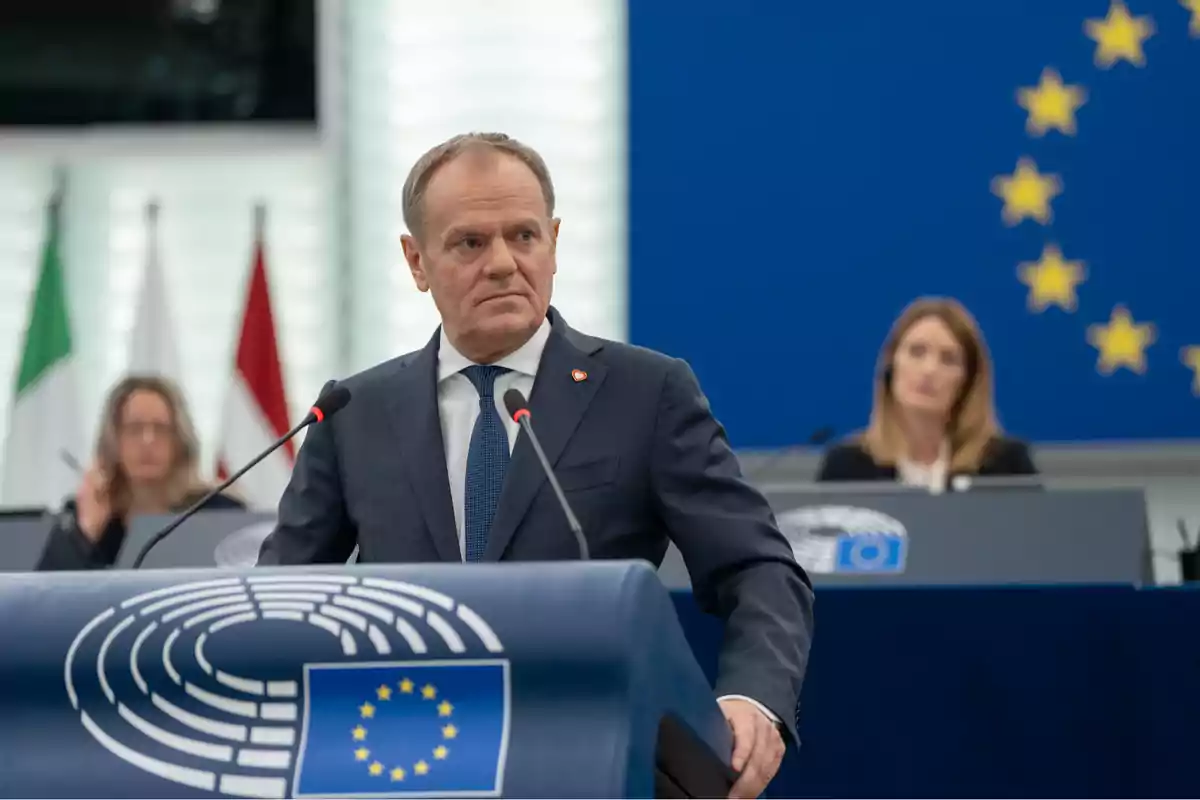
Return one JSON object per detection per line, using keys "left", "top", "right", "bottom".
{"left": 550, "top": 218, "right": 561, "bottom": 255}
{"left": 401, "top": 234, "right": 430, "bottom": 292}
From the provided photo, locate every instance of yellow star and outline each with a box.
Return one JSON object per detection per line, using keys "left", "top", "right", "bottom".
{"left": 1085, "top": 1, "right": 1155, "bottom": 68}
{"left": 1017, "top": 68, "right": 1087, "bottom": 137}
{"left": 352, "top": 725, "right": 367, "bottom": 741}
{"left": 1018, "top": 244, "right": 1087, "bottom": 313}
{"left": 1181, "top": 347, "right": 1200, "bottom": 394}
{"left": 1184, "top": 0, "right": 1200, "bottom": 36}
{"left": 1087, "top": 305, "right": 1156, "bottom": 374}
{"left": 354, "top": 747, "right": 370, "bottom": 761}
{"left": 414, "top": 760, "right": 430, "bottom": 776}
{"left": 442, "top": 723, "right": 459, "bottom": 739}
{"left": 376, "top": 685, "right": 392, "bottom": 701}
{"left": 359, "top": 702, "right": 375, "bottom": 719}
{"left": 398, "top": 678, "right": 414, "bottom": 694}
{"left": 421, "top": 684, "right": 437, "bottom": 700}
{"left": 369, "top": 761, "right": 384, "bottom": 777}
{"left": 437, "top": 700, "right": 454, "bottom": 717}
{"left": 391, "top": 766, "right": 406, "bottom": 781}
{"left": 433, "top": 745, "right": 449, "bottom": 760}
{"left": 991, "top": 158, "right": 1062, "bottom": 226}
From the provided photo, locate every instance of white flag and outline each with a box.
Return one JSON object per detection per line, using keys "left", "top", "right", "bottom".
{"left": 128, "top": 200, "right": 182, "bottom": 382}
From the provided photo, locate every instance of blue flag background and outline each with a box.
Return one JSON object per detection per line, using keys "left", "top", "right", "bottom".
{"left": 294, "top": 660, "right": 509, "bottom": 797}
{"left": 628, "top": 0, "right": 1200, "bottom": 446}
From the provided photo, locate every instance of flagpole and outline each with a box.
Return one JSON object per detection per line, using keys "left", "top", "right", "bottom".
{"left": 146, "top": 198, "right": 160, "bottom": 231}
{"left": 49, "top": 162, "right": 67, "bottom": 225}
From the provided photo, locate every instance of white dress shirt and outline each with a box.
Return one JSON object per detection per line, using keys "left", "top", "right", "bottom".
{"left": 897, "top": 441, "right": 950, "bottom": 494}
{"left": 434, "top": 319, "right": 781, "bottom": 728}
{"left": 437, "top": 318, "right": 550, "bottom": 558}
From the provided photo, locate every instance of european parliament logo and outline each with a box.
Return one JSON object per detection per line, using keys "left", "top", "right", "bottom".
{"left": 62, "top": 574, "right": 511, "bottom": 798}
{"left": 778, "top": 505, "right": 909, "bottom": 575}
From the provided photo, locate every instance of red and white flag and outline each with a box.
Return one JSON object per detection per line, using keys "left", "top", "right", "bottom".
{"left": 216, "top": 205, "right": 293, "bottom": 509}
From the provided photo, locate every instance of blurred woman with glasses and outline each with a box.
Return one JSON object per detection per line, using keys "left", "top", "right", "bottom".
{"left": 36, "top": 375, "right": 244, "bottom": 570}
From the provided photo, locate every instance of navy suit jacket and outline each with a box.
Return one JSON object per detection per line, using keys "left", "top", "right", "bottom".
{"left": 259, "top": 308, "right": 814, "bottom": 740}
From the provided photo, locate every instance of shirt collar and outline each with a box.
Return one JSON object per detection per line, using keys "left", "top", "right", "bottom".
{"left": 437, "top": 316, "right": 552, "bottom": 383}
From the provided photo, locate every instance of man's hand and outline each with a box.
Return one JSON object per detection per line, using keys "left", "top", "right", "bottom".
{"left": 718, "top": 697, "right": 785, "bottom": 799}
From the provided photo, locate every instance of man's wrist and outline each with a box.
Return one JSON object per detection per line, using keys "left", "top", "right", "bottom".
{"left": 717, "top": 694, "right": 782, "bottom": 727}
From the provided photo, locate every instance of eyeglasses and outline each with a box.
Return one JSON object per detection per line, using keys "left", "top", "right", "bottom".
{"left": 119, "top": 421, "right": 173, "bottom": 440}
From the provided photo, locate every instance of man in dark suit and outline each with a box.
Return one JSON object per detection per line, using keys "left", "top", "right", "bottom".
{"left": 258, "top": 132, "right": 814, "bottom": 798}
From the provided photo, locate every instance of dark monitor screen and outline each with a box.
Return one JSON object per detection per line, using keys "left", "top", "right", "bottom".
{"left": 0, "top": 0, "right": 316, "bottom": 125}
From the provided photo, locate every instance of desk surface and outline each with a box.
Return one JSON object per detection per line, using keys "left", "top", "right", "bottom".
{"left": 672, "top": 585, "right": 1200, "bottom": 798}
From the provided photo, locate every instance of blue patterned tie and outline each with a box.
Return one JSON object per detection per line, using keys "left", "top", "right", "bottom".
{"left": 462, "top": 365, "right": 512, "bottom": 561}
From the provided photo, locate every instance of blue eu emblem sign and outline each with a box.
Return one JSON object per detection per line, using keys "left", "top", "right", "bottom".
{"left": 295, "top": 660, "right": 510, "bottom": 797}
{"left": 778, "top": 505, "right": 909, "bottom": 575}
{"left": 835, "top": 532, "right": 905, "bottom": 573}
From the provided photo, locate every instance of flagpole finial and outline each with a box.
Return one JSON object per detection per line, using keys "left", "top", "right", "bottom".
{"left": 254, "top": 202, "right": 267, "bottom": 237}
{"left": 146, "top": 199, "right": 160, "bottom": 224}
{"left": 49, "top": 162, "right": 68, "bottom": 213}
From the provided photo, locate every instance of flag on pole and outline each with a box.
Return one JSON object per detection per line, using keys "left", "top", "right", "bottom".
{"left": 2, "top": 183, "right": 82, "bottom": 508}
{"left": 216, "top": 204, "right": 294, "bottom": 509}
{"left": 128, "top": 200, "right": 182, "bottom": 382}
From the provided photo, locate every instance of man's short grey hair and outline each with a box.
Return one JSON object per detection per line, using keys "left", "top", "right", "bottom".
{"left": 401, "top": 132, "right": 557, "bottom": 238}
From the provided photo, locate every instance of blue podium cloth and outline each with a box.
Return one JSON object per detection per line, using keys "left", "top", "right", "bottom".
{"left": 672, "top": 586, "right": 1200, "bottom": 798}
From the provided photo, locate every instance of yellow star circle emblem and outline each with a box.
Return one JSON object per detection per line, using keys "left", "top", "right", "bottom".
{"left": 1018, "top": 244, "right": 1087, "bottom": 313}
{"left": 1087, "top": 305, "right": 1156, "bottom": 374}
{"left": 1017, "top": 68, "right": 1087, "bottom": 137}
{"left": 991, "top": 157, "right": 1062, "bottom": 226}
{"left": 1085, "top": 0, "right": 1155, "bottom": 68}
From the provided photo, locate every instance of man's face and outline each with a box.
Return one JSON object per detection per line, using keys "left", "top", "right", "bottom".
{"left": 401, "top": 151, "right": 559, "bottom": 362}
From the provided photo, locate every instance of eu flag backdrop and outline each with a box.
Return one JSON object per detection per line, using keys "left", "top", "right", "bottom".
{"left": 294, "top": 660, "right": 510, "bottom": 797}
{"left": 628, "top": 0, "right": 1200, "bottom": 446}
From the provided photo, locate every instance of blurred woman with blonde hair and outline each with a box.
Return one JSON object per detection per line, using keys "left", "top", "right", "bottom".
{"left": 37, "top": 375, "right": 244, "bottom": 570}
{"left": 816, "top": 297, "right": 1037, "bottom": 490}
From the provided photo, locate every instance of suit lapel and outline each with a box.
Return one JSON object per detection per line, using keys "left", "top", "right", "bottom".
{"left": 386, "top": 332, "right": 462, "bottom": 562}
{"left": 483, "top": 313, "right": 607, "bottom": 561}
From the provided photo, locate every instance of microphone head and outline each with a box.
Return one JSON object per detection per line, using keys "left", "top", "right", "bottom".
{"left": 311, "top": 385, "right": 352, "bottom": 422}
{"left": 503, "top": 388, "right": 530, "bottom": 421}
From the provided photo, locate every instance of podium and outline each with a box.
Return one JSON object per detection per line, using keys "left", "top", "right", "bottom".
{"left": 0, "top": 560, "right": 733, "bottom": 798}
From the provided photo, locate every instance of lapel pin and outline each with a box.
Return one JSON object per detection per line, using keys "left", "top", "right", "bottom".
{"left": 571, "top": 369, "right": 588, "bottom": 383}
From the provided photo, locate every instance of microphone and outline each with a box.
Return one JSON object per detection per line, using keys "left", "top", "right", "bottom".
{"left": 502, "top": 389, "right": 589, "bottom": 560}
{"left": 130, "top": 384, "right": 353, "bottom": 569}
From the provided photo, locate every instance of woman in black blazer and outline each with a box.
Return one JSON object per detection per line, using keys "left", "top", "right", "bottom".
{"left": 38, "top": 375, "right": 245, "bottom": 570}
{"left": 816, "top": 297, "right": 1038, "bottom": 490}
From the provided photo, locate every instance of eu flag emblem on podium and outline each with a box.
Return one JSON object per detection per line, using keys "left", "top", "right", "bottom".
{"left": 294, "top": 660, "right": 510, "bottom": 797}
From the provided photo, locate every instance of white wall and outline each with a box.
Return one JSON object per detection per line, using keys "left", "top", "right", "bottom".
{"left": 0, "top": 128, "right": 335, "bottom": 484}
{"left": 329, "top": 0, "right": 628, "bottom": 371}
